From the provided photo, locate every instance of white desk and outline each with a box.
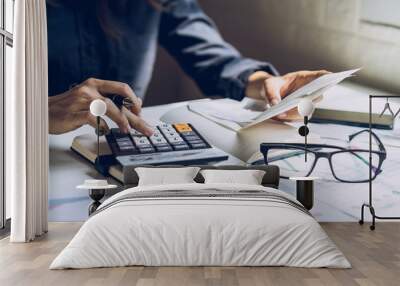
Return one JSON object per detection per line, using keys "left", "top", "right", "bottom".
{"left": 49, "top": 83, "right": 400, "bottom": 222}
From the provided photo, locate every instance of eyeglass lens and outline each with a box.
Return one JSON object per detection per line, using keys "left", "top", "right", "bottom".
{"left": 330, "top": 151, "right": 380, "bottom": 182}
{"left": 265, "top": 148, "right": 316, "bottom": 178}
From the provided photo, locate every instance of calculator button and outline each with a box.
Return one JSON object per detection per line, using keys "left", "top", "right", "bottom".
{"left": 116, "top": 138, "right": 134, "bottom": 146}
{"left": 163, "top": 126, "right": 177, "bottom": 132}
{"left": 139, "top": 147, "right": 155, "bottom": 153}
{"left": 182, "top": 135, "right": 201, "bottom": 141}
{"left": 152, "top": 128, "right": 163, "bottom": 134}
{"left": 173, "top": 145, "right": 190, "bottom": 151}
{"left": 189, "top": 143, "right": 208, "bottom": 149}
{"left": 179, "top": 131, "right": 197, "bottom": 137}
{"left": 149, "top": 135, "right": 168, "bottom": 145}
{"left": 166, "top": 131, "right": 179, "bottom": 137}
{"left": 112, "top": 128, "right": 122, "bottom": 134}
{"left": 116, "top": 143, "right": 137, "bottom": 152}
{"left": 187, "top": 140, "right": 205, "bottom": 145}
{"left": 130, "top": 129, "right": 143, "bottom": 136}
{"left": 117, "top": 141, "right": 133, "bottom": 147}
{"left": 160, "top": 128, "right": 180, "bottom": 138}
{"left": 116, "top": 137, "right": 130, "bottom": 142}
{"left": 173, "top": 123, "right": 193, "bottom": 133}
{"left": 155, "top": 145, "right": 173, "bottom": 152}
{"left": 159, "top": 125, "right": 173, "bottom": 131}
{"left": 119, "top": 146, "right": 137, "bottom": 152}
{"left": 159, "top": 123, "right": 171, "bottom": 129}
{"left": 166, "top": 136, "right": 185, "bottom": 144}
{"left": 132, "top": 136, "right": 151, "bottom": 147}
{"left": 165, "top": 133, "right": 179, "bottom": 139}
{"left": 171, "top": 142, "right": 190, "bottom": 150}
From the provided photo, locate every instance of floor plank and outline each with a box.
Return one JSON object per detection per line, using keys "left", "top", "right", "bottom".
{"left": 0, "top": 222, "right": 399, "bottom": 286}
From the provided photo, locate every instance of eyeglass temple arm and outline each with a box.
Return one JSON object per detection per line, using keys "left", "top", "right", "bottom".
{"left": 348, "top": 130, "right": 386, "bottom": 153}
{"left": 348, "top": 150, "right": 380, "bottom": 171}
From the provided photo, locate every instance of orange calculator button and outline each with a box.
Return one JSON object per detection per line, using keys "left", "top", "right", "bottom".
{"left": 174, "top": 123, "right": 193, "bottom": 132}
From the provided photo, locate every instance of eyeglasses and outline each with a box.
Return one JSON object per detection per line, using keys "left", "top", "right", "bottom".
{"left": 260, "top": 130, "right": 387, "bottom": 183}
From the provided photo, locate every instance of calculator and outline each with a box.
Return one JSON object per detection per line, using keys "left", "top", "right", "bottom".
{"left": 105, "top": 123, "right": 229, "bottom": 175}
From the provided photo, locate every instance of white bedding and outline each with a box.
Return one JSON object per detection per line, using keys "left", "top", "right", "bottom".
{"left": 50, "top": 183, "right": 350, "bottom": 269}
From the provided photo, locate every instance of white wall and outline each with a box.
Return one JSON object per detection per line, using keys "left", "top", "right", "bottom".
{"left": 145, "top": 0, "right": 400, "bottom": 106}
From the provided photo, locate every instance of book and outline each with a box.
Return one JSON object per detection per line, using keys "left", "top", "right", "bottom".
{"left": 71, "top": 133, "right": 126, "bottom": 182}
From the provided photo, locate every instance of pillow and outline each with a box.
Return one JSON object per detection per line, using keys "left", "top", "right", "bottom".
{"left": 135, "top": 167, "right": 200, "bottom": 186}
{"left": 200, "top": 169, "right": 266, "bottom": 185}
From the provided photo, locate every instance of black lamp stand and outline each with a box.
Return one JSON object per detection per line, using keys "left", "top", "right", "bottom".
{"left": 93, "top": 116, "right": 116, "bottom": 176}
{"left": 298, "top": 116, "right": 310, "bottom": 162}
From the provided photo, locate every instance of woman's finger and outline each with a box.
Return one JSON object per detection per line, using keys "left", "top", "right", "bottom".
{"left": 271, "top": 109, "right": 301, "bottom": 122}
{"left": 263, "top": 77, "right": 286, "bottom": 106}
{"left": 122, "top": 107, "right": 154, "bottom": 137}
{"left": 265, "top": 70, "right": 329, "bottom": 122}
{"left": 284, "top": 70, "right": 330, "bottom": 95}
{"left": 72, "top": 111, "right": 91, "bottom": 130}
{"left": 70, "top": 84, "right": 103, "bottom": 112}
{"left": 85, "top": 78, "right": 142, "bottom": 115}
{"left": 74, "top": 111, "right": 110, "bottom": 134}
{"left": 73, "top": 86, "right": 129, "bottom": 133}
{"left": 103, "top": 98, "right": 130, "bottom": 133}
{"left": 86, "top": 114, "right": 110, "bottom": 135}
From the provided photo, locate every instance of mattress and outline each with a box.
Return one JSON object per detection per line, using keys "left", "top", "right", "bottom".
{"left": 50, "top": 183, "right": 350, "bottom": 269}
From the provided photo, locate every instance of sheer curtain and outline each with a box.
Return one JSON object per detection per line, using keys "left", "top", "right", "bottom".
{"left": 8, "top": 0, "right": 48, "bottom": 242}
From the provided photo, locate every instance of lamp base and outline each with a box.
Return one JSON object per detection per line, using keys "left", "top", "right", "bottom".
{"left": 88, "top": 188, "right": 105, "bottom": 215}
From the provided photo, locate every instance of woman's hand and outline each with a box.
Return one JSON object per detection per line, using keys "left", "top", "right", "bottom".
{"left": 245, "top": 70, "right": 330, "bottom": 121}
{"left": 49, "top": 78, "right": 154, "bottom": 135}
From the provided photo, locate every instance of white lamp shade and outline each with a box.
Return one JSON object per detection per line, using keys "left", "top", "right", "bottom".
{"left": 298, "top": 98, "right": 315, "bottom": 117}
{"left": 90, "top": 99, "right": 107, "bottom": 117}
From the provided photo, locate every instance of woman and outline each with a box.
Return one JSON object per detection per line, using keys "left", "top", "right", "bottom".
{"left": 47, "top": 0, "right": 327, "bottom": 135}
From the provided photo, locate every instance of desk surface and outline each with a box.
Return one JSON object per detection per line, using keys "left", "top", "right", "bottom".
{"left": 49, "top": 82, "right": 400, "bottom": 222}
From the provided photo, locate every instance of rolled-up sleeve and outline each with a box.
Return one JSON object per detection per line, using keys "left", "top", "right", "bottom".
{"left": 158, "top": 0, "right": 278, "bottom": 101}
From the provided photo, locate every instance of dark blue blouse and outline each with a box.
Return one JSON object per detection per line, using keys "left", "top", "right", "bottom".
{"left": 47, "top": 0, "right": 278, "bottom": 100}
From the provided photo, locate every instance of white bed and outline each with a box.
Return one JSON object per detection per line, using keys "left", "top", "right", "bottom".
{"left": 50, "top": 183, "right": 350, "bottom": 269}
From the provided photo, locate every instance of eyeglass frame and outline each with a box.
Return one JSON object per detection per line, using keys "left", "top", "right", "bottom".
{"left": 260, "top": 130, "right": 387, "bottom": 183}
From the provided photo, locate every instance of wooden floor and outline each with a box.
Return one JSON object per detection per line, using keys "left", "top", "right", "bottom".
{"left": 0, "top": 222, "right": 399, "bottom": 286}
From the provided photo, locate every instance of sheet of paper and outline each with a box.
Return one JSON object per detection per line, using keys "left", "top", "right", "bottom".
{"left": 188, "top": 98, "right": 261, "bottom": 131}
{"left": 189, "top": 98, "right": 261, "bottom": 123}
{"left": 283, "top": 68, "right": 360, "bottom": 102}
{"left": 188, "top": 68, "right": 360, "bottom": 131}
{"left": 245, "top": 68, "right": 360, "bottom": 128}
